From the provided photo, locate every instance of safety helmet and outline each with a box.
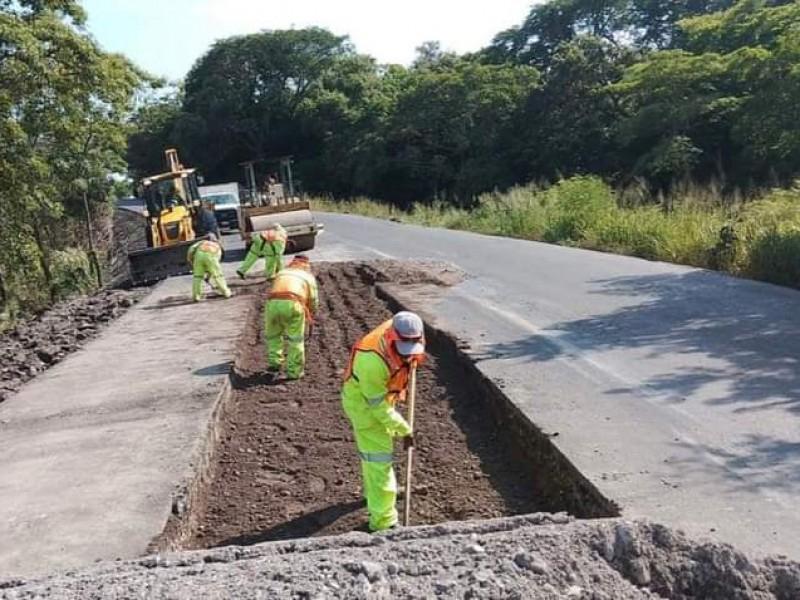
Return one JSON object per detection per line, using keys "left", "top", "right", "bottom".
{"left": 391, "top": 311, "right": 425, "bottom": 356}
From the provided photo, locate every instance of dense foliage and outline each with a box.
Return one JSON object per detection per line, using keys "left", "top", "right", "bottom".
{"left": 128, "top": 0, "right": 800, "bottom": 207}
{"left": 3, "top": 0, "right": 800, "bottom": 319}
{"left": 317, "top": 176, "right": 800, "bottom": 288}
{"left": 0, "top": 0, "right": 143, "bottom": 320}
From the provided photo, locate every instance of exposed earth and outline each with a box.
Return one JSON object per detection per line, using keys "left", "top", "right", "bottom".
{"left": 162, "top": 262, "right": 611, "bottom": 551}
{"left": 0, "top": 288, "right": 147, "bottom": 403}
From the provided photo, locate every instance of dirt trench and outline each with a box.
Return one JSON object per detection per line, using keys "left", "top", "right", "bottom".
{"left": 159, "top": 261, "right": 614, "bottom": 551}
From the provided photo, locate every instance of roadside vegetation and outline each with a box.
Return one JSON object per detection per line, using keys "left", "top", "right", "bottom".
{"left": 1, "top": 1, "right": 144, "bottom": 327}
{"left": 128, "top": 0, "right": 800, "bottom": 289}
{"left": 3, "top": 0, "right": 800, "bottom": 324}
{"left": 317, "top": 177, "right": 800, "bottom": 289}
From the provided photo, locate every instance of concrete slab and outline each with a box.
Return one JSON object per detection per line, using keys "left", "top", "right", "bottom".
{"left": 0, "top": 265, "right": 253, "bottom": 578}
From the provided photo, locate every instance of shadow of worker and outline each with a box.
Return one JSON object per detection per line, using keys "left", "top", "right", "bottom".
{"left": 213, "top": 500, "right": 364, "bottom": 547}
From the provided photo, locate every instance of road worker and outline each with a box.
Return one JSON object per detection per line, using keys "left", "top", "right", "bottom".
{"left": 264, "top": 255, "right": 318, "bottom": 379}
{"left": 187, "top": 233, "right": 231, "bottom": 302}
{"left": 236, "top": 223, "right": 287, "bottom": 281}
{"left": 341, "top": 312, "right": 426, "bottom": 532}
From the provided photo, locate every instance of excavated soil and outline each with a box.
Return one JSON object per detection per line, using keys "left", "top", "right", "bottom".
{"left": 0, "top": 208, "right": 151, "bottom": 403}
{"left": 0, "top": 289, "right": 148, "bottom": 403}
{"left": 177, "top": 262, "right": 613, "bottom": 550}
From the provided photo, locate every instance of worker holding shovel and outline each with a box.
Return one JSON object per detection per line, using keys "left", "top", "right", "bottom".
{"left": 341, "top": 312, "right": 426, "bottom": 532}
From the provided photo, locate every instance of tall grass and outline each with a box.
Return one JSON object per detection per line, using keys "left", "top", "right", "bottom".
{"left": 314, "top": 176, "right": 800, "bottom": 289}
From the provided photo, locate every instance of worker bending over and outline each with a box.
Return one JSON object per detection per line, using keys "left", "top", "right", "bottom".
{"left": 341, "top": 312, "right": 425, "bottom": 532}
{"left": 237, "top": 223, "right": 287, "bottom": 281}
{"left": 264, "top": 255, "right": 318, "bottom": 379}
{"left": 187, "top": 233, "right": 231, "bottom": 302}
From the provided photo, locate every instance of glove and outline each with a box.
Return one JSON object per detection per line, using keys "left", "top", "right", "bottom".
{"left": 236, "top": 270, "right": 245, "bottom": 280}
{"left": 403, "top": 434, "right": 414, "bottom": 451}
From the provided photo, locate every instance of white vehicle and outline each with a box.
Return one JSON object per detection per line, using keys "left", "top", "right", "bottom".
{"left": 199, "top": 182, "right": 243, "bottom": 231}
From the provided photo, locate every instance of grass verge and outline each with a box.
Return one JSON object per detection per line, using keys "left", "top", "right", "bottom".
{"left": 315, "top": 176, "right": 800, "bottom": 289}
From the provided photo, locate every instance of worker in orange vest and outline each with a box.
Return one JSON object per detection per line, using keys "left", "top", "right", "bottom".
{"left": 341, "top": 312, "right": 426, "bottom": 531}
{"left": 264, "top": 255, "right": 318, "bottom": 379}
{"left": 187, "top": 233, "right": 231, "bottom": 302}
{"left": 237, "top": 223, "right": 287, "bottom": 280}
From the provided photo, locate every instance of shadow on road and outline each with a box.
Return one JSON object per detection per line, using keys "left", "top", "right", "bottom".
{"left": 212, "top": 500, "right": 364, "bottom": 546}
{"left": 481, "top": 270, "right": 800, "bottom": 415}
{"left": 477, "top": 270, "right": 800, "bottom": 494}
{"left": 194, "top": 362, "right": 232, "bottom": 376}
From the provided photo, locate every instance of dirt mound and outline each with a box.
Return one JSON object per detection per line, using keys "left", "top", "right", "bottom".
{"left": 4, "top": 516, "right": 799, "bottom": 599}
{"left": 0, "top": 288, "right": 147, "bottom": 402}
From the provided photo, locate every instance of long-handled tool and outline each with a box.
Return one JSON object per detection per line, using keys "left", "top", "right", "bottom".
{"left": 403, "top": 362, "right": 418, "bottom": 527}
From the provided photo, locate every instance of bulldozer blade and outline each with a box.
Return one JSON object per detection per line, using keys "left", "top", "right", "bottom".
{"left": 128, "top": 240, "right": 195, "bottom": 286}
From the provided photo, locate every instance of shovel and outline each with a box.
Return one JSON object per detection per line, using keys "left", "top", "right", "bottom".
{"left": 403, "top": 362, "right": 418, "bottom": 527}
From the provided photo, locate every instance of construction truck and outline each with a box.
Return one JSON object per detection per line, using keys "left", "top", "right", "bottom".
{"left": 238, "top": 156, "right": 323, "bottom": 253}
{"left": 128, "top": 149, "right": 202, "bottom": 284}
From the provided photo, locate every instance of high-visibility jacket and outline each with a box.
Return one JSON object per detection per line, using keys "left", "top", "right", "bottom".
{"left": 260, "top": 227, "right": 287, "bottom": 243}
{"left": 187, "top": 239, "right": 221, "bottom": 262}
{"left": 268, "top": 267, "right": 318, "bottom": 318}
{"left": 256, "top": 226, "right": 287, "bottom": 248}
{"left": 344, "top": 319, "right": 425, "bottom": 404}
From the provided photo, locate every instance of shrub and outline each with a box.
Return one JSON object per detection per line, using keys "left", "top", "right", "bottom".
{"left": 51, "top": 248, "right": 94, "bottom": 300}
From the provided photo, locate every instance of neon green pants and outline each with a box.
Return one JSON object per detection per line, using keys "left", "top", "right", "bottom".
{"left": 264, "top": 298, "right": 306, "bottom": 378}
{"left": 192, "top": 250, "right": 231, "bottom": 301}
{"left": 239, "top": 241, "right": 285, "bottom": 279}
{"left": 341, "top": 393, "right": 398, "bottom": 531}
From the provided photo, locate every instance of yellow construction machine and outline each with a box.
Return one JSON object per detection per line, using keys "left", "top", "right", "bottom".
{"left": 128, "top": 149, "right": 203, "bottom": 284}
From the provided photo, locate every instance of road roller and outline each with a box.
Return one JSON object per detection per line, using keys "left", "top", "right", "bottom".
{"left": 238, "top": 156, "right": 324, "bottom": 252}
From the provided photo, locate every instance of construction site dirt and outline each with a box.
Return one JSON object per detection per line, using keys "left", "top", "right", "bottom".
{"left": 157, "top": 261, "right": 616, "bottom": 551}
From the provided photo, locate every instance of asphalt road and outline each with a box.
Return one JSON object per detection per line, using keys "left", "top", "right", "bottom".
{"left": 309, "top": 212, "right": 800, "bottom": 559}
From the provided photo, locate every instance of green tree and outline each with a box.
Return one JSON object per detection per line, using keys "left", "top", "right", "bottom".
{"left": 508, "top": 36, "right": 633, "bottom": 182}
{"left": 0, "top": 0, "right": 142, "bottom": 315}
{"left": 383, "top": 59, "right": 539, "bottom": 205}
{"left": 612, "top": 0, "right": 800, "bottom": 187}
{"left": 179, "top": 28, "right": 353, "bottom": 182}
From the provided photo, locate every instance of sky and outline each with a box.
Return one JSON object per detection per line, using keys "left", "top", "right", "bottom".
{"left": 81, "top": 0, "right": 539, "bottom": 81}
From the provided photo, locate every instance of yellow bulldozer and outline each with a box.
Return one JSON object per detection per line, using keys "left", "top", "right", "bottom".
{"left": 128, "top": 149, "right": 203, "bottom": 284}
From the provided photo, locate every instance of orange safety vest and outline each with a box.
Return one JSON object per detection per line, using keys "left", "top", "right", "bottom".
{"left": 268, "top": 269, "right": 314, "bottom": 322}
{"left": 260, "top": 228, "right": 287, "bottom": 243}
{"left": 343, "top": 319, "right": 425, "bottom": 403}
{"left": 198, "top": 240, "right": 220, "bottom": 253}
{"left": 189, "top": 240, "right": 220, "bottom": 261}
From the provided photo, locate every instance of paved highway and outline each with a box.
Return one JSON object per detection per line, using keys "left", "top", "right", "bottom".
{"left": 311, "top": 212, "right": 800, "bottom": 559}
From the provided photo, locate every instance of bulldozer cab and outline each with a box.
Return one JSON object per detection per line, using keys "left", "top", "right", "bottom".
{"left": 139, "top": 150, "right": 201, "bottom": 247}
{"left": 127, "top": 149, "right": 205, "bottom": 285}
{"left": 142, "top": 173, "right": 201, "bottom": 216}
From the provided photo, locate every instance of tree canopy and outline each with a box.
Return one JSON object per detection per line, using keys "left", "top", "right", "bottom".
{"left": 1, "top": 0, "right": 143, "bottom": 316}
{"left": 4, "top": 0, "right": 800, "bottom": 316}
{"left": 126, "top": 0, "right": 800, "bottom": 207}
